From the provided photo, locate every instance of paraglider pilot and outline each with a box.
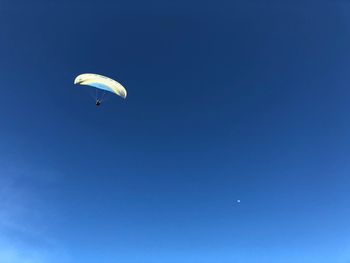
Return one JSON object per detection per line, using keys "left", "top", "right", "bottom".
{"left": 96, "top": 100, "right": 101, "bottom": 106}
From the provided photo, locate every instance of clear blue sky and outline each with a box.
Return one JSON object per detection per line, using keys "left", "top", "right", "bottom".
{"left": 1, "top": 1, "right": 350, "bottom": 262}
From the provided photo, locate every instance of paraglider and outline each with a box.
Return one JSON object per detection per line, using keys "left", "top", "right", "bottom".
{"left": 74, "top": 73, "right": 127, "bottom": 106}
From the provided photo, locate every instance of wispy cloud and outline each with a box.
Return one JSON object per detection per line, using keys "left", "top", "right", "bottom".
{"left": 0, "top": 165, "right": 69, "bottom": 263}
{"left": 0, "top": 241, "right": 47, "bottom": 263}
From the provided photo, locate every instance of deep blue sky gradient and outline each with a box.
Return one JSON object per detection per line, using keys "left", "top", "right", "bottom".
{"left": 1, "top": 1, "right": 350, "bottom": 262}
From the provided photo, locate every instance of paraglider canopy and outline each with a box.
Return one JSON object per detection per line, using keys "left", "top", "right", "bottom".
{"left": 74, "top": 73, "right": 127, "bottom": 103}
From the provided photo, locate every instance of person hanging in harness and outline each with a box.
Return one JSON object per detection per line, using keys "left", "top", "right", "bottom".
{"left": 96, "top": 99, "right": 101, "bottom": 106}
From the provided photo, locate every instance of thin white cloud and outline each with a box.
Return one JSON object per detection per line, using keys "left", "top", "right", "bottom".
{"left": 0, "top": 241, "right": 47, "bottom": 263}
{"left": 0, "top": 165, "right": 70, "bottom": 263}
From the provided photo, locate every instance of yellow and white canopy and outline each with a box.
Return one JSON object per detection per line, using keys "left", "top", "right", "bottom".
{"left": 74, "top": 73, "right": 127, "bottom": 99}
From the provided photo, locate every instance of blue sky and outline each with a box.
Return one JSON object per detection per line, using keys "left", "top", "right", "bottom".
{"left": 1, "top": 1, "right": 350, "bottom": 262}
